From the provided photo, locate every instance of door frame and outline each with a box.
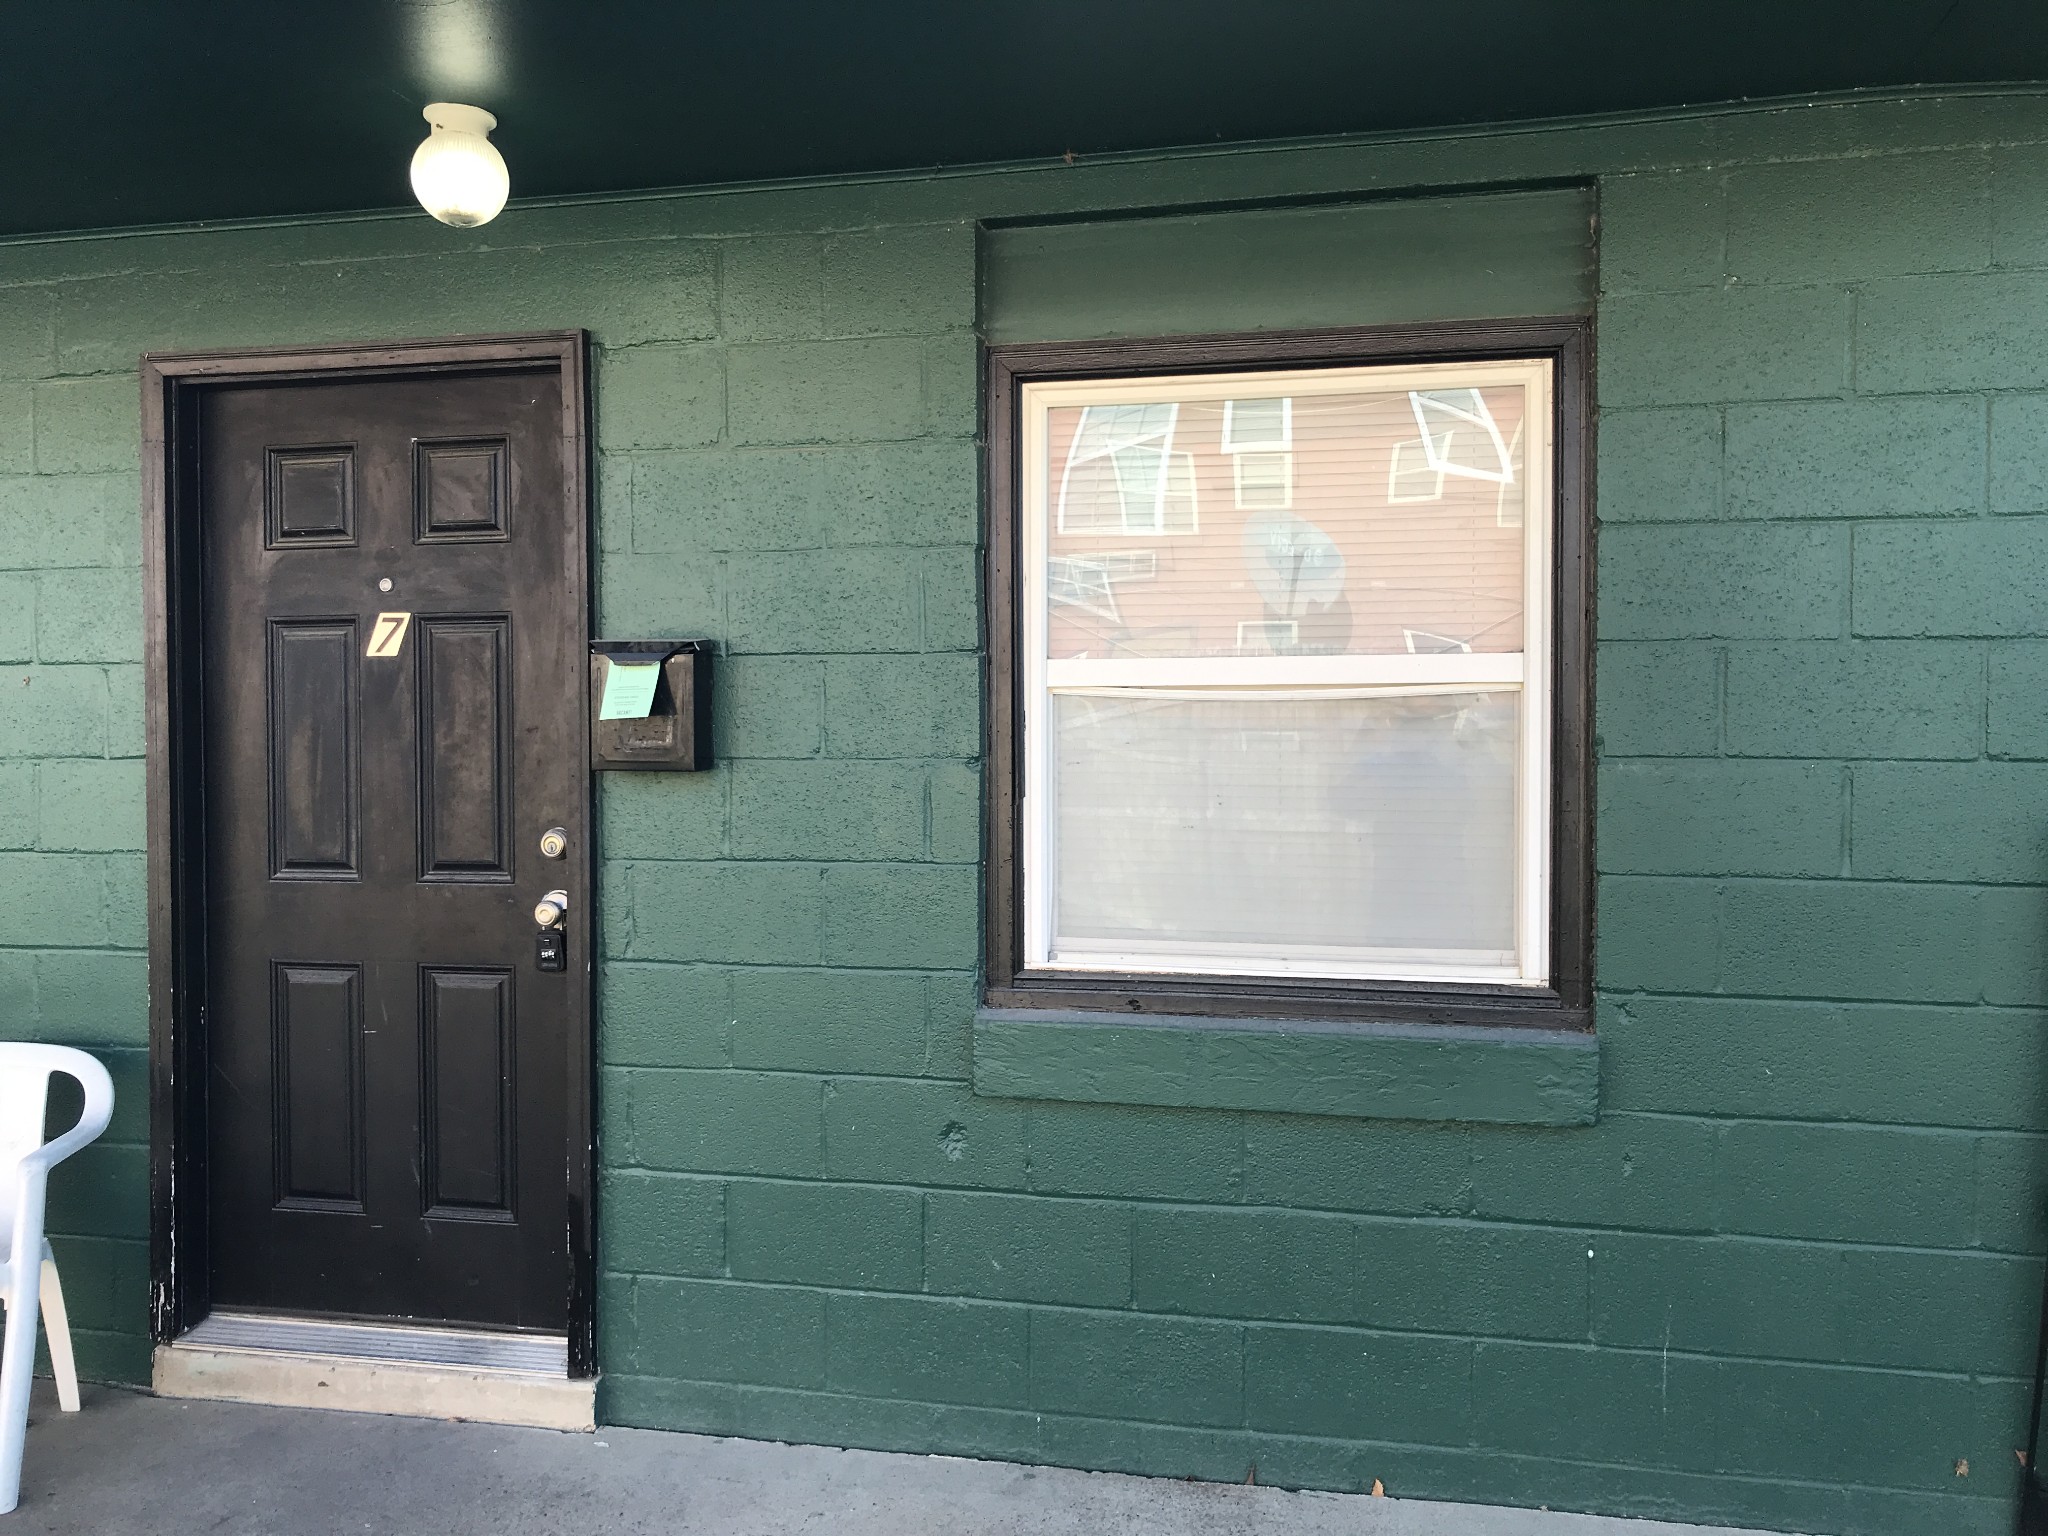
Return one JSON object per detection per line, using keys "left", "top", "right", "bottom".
{"left": 140, "top": 332, "right": 597, "bottom": 1374}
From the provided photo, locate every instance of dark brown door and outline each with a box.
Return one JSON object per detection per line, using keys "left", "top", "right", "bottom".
{"left": 199, "top": 366, "right": 582, "bottom": 1332}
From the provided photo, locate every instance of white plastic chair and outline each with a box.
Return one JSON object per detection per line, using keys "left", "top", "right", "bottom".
{"left": 0, "top": 1045, "right": 113, "bottom": 1514}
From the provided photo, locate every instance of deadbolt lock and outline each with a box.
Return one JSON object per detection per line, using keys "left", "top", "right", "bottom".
{"left": 538, "top": 827, "right": 569, "bottom": 860}
{"left": 533, "top": 889, "right": 570, "bottom": 929}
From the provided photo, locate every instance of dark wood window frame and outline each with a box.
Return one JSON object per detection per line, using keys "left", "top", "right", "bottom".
{"left": 141, "top": 332, "right": 599, "bottom": 1372}
{"left": 982, "top": 318, "right": 1593, "bottom": 1032}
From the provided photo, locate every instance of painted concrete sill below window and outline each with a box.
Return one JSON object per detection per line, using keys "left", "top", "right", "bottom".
{"left": 971, "top": 1009, "right": 1598, "bottom": 1125}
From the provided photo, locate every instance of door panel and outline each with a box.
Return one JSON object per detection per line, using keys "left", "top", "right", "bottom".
{"left": 201, "top": 367, "right": 578, "bottom": 1332}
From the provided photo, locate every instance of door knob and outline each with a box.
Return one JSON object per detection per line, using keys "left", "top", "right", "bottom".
{"left": 533, "top": 889, "right": 569, "bottom": 928}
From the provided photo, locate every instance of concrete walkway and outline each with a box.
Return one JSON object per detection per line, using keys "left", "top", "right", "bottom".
{"left": 13, "top": 1385, "right": 1763, "bottom": 1536}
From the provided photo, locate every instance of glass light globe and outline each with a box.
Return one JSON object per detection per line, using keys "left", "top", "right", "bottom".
{"left": 410, "top": 103, "right": 509, "bottom": 228}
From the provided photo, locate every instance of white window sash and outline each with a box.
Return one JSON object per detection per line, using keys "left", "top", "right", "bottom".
{"left": 1020, "top": 359, "right": 1554, "bottom": 990}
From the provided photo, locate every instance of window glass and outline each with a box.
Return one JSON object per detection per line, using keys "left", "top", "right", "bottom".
{"left": 1044, "top": 383, "right": 1527, "bottom": 661}
{"left": 1052, "top": 691, "right": 1518, "bottom": 976}
{"left": 1023, "top": 359, "right": 1552, "bottom": 987}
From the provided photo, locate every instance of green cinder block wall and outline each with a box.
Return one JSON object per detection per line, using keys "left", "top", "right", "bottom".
{"left": 2, "top": 89, "right": 2047, "bottom": 1536}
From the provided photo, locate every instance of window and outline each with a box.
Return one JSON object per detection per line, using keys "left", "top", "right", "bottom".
{"left": 986, "top": 323, "right": 1591, "bottom": 1026}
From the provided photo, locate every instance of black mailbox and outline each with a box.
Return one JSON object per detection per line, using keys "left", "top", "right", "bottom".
{"left": 590, "top": 640, "right": 713, "bottom": 771}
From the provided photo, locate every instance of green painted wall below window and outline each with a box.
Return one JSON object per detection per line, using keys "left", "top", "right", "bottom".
{"left": 1, "top": 89, "right": 2046, "bottom": 1536}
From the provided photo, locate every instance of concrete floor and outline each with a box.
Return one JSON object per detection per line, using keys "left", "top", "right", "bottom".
{"left": 10, "top": 1384, "right": 1761, "bottom": 1536}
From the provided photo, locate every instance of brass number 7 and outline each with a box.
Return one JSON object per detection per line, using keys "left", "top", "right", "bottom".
{"left": 365, "top": 611, "right": 412, "bottom": 659}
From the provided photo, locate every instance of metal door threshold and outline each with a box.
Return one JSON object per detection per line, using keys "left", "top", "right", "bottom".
{"left": 155, "top": 1312, "right": 592, "bottom": 1432}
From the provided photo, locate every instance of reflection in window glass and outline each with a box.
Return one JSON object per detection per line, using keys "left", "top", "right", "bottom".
{"left": 1045, "top": 385, "right": 1527, "bottom": 660}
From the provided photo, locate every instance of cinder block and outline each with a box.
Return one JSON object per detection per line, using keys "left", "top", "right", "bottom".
{"left": 1601, "top": 993, "right": 2048, "bottom": 1129}
{"left": 1248, "top": 1325, "right": 1474, "bottom": 1443}
{"left": 1695, "top": 1351, "right": 2015, "bottom": 1499}
{"left": 924, "top": 1191, "right": 1130, "bottom": 1307}
{"left": 630, "top": 1277, "right": 824, "bottom": 1387}
{"left": 922, "top": 334, "right": 978, "bottom": 440}
{"left": 1596, "top": 875, "right": 1720, "bottom": 992}
{"left": 1973, "top": 1132, "right": 2048, "bottom": 1253}
{"left": 920, "top": 547, "right": 980, "bottom": 652}
{"left": 1978, "top": 884, "right": 2048, "bottom": 1006}
{"left": 1993, "top": 642, "right": 2048, "bottom": 758}
{"left": 729, "top": 967, "right": 926, "bottom": 1076}
{"left": 823, "top": 1077, "right": 1026, "bottom": 1191}
{"left": 1028, "top": 1310, "right": 1242, "bottom": 1427}
{"left": 0, "top": 762, "right": 30, "bottom": 848}
{"left": 1713, "top": 1121, "right": 1977, "bottom": 1247}
{"left": 1029, "top": 1101, "right": 1244, "bottom": 1204}
{"left": 596, "top": 453, "right": 631, "bottom": 556}
{"left": 1594, "top": 642, "right": 1720, "bottom": 758}
{"left": 0, "top": 285, "right": 53, "bottom": 381}
{"left": 0, "top": 473, "right": 135, "bottom": 570}
{"left": 31, "top": 377, "right": 138, "bottom": 476}
{"left": 825, "top": 1292, "right": 1029, "bottom": 1407}
{"left": 37, "top": 1234, "right": 145, "bottom": 1335}
{"left": 1599, "top": 287, "right": 1848, "bottom": 407}
{"left": 726, "top": 548, "right": 922, "bottom": 654}
{"left": 34, "top": 569, "right": 139, "bottom": 663}
{"left": 625, "top": 1067, "right": 823, "bottom": 1178}
{"left": 599, "top": 773, "right": 726, "bottom": 861}
{"left": 823, "top": 654, "right": 980, "bottom": 759}
{"left": 103, "top": 665, "right": 141, "bottom": 758}
{"left": 1725, "top": 641, "right": 1982, "bottom": 759}
{"left": 822, "top": 224, "right": 976, "bottom": 337}
{"left": 1991, "top": 395, "right": 2048, "bottom": 515}
{"left": 1597, "top": 408, "right": 1720, "bottom": 523}
{"left": 1853, "top": 761, "right": 2048, "bottom": 882}
{"left": 731, "top": 758, "right": 925, "bottom": 860}
{"left": 1467, "top": 1113, "right": 1717, "bottom": 1233}
{"left": 719, "top": 236, "right": 824, "bottom": 342}
{"left": 1355, "top": 1218, "right": 1589, "bottom": 1341}
{"left": 921, "top": 970, "right": 976, "bottom": 1080}
{"left": 1718, "top": 878, "right": 1981, "bottom": 1003}
{"left": 821, "top": 863, "right": 977, "bottom": 968}
{"left": 0, "top": 953, "right": 31, "bottom": 1033}
{"left": 0, "top": 574, "right": 30, "bottom": 662}
{"left": 626, "top": 861, "right": 824, "bottom": 965}
{"left": 0, "top": 385, "right": 32, "bottom": 475}
{"left": 595, "top": 551, "right": 720, "bottom": 637}
{"left": 926, "top": 761, "right": 979, "bottom": 862}
{"left": 1599, "top": 759, "right": 1842, "bottom": 877}
{"left": 101, "top": 851, "right": 143, "bottom": 947}
{"left": 1241, "top": 1117, "right": 1466, "bottom": 1216}
{"left": 727, "top": 339, "right": 924, "bottom": 445}
{"left": 1859, "top": 272, "right": 2048, "bottom": 393}
{"left": 1596, "top": 172, "right": 1725, "bottom": 294}
{"left": 34, "top": 950, "right": 146, "bottom": 1046}
{"left": 1854, "top": 518, "right": 2048, "bottom": 636}
{"left": 1725, "top": 150, "right": 1991, "bottom": 282}
{"left": 1134, "top": 1207, "right": 1352, "bottom": 1322}
{"left": 0, "top": 852, "right": 109, "bottom": 946}
{"left": 601, "top": 1170, "right": 725, "bottom": 1276}
{"left": 1992, "top": 143, "right": 2048, "bottom": 268}
{"left": 1725, "top": 398, "right": 1984, "bottom": 520}
{"left": 1599, "top": 524, "right": 1845, "bottom": 639}
{"left": 596, "top": 346, "right": 724, "bottom": 453}
{"left": 634, "top": 440, "right": 976, "bottom": 553}
{"left": 727, "top": 1179, "right": 923, "bottom": 1291}
{"left": 598, "top": 962, "right": 730, "bottom": 1068}
{"left": 1473, "top": 1342, "right": 1687, "bottom": 1466}
{"left": 718, "top": 655, "right": 824, "bottom": 759}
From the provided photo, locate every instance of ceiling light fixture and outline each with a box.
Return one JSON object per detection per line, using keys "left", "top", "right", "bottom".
{"left": 410, "top": 103, "right": 509, "bottom": 228}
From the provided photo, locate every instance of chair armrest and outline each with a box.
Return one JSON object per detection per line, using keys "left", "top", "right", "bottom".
{"left": 22, "top": 1054, "right": 116, "bottom": 1173}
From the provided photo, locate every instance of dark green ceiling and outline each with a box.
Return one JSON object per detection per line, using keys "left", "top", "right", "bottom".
{"left": 2, "top": 1, "right": 2045, "bottom": 239}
